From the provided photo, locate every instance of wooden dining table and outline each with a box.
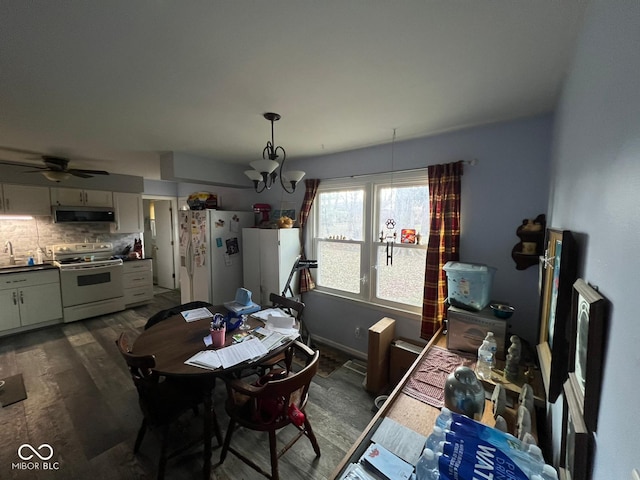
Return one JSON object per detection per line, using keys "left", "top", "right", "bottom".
{"left": 132, "top": 305, "right": 294, "bottom": 480}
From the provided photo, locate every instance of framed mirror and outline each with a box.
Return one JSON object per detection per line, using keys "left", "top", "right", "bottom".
{"left": 536, "top": 229, "right": 577, "bottom": 402}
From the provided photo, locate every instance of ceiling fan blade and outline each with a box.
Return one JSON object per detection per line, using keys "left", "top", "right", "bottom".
{"left": 69, "top": 171, "right": 94, "bottom": 179}
{"left": 68, "top": 168, "right": 109, "bottom": 176}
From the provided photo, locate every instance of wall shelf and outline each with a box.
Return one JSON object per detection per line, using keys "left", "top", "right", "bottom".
{"left": 511, "top": 214, "right": 546, "bottom": 270}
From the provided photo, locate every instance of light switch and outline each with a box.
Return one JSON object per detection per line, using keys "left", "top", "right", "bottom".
{"left": 632, "top": 468, "right": 640, "bottom": 480}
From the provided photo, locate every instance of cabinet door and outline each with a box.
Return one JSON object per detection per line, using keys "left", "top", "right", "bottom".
{"left": 19, "top": 283, "right": 63, "bottom": 326}
{"left": 51, "top": 187, "right": 85, "bottom": 206}
{"left": 0, "top": 289, "right": 21, "bottom": 331}
{"left": 112, "top": 192, "right": 143, "bottom": 233}
{"left": 84, "top": 189, "right": 113, "bottom": 207}
{"left": 2, "top": 184, "right": 51, "bottom": 216}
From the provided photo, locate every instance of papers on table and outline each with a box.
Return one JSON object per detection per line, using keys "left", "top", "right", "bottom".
{"left": 184, "top": 337, "right": 269, "bottom": 370}
{"left": 252, "top": 326, "right": 298, "bottom": 351}
{"left": 251, "top": 308, "right": 291, "bottom": 322}
{"left": 181, "top": 307, "right": 213, "bottom": 322}
{"left": 184, "top": 350, "right": 222, "bottom": 370}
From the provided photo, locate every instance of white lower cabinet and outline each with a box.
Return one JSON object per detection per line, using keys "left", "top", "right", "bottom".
{"left": 123, "top": 260, "right": 153, "bottom": 307}
{"left": 0, "top": 269, "right": 63, "bottom": 333}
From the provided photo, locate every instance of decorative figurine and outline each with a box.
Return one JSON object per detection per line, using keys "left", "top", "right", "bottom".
{"left": 504, "top": 335, "right": 522, "bottom": 382}
{"left": 494, "top": 415, "right": 508, "bottom": 433}
{"left": 516, "top": 405, "right": 532, "bottom": 440}
{"left": 519, "top": 383, "right": 534, "bottom": 412}
{"left": 491, "top": 384, "right": 507, "bottom": 418}
{"left": 444, "top": 366, "right": 486, "bottom": 421}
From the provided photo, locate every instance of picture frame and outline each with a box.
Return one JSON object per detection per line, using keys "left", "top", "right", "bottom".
{"left": 561, "top": 379, "right": 591, "bottom": 480}
{"left": 568, "top": 278, "right": 607, "bottom": 432}
{"left": 536, "top": 229, "right": 578, "bottom": 402}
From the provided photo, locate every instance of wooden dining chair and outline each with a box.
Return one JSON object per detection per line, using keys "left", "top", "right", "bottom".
{"left": 219, "top": 341, "right": 321, "bottom": 480}
{"left": 116, "top": 332, "right": 221, "bottom": 480}
{"left": 144, "top": 300, "right": 213, "bottom": 330}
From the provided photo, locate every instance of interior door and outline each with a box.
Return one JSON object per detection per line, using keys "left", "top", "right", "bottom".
{"left": 154, "top": 200, "right": 176, "bottom": 290}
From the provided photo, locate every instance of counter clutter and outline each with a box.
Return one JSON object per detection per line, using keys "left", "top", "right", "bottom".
{"left": 333, "top": 328, "right": 551, "bottom": 480}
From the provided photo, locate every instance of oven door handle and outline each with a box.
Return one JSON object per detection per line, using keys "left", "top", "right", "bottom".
{"left": 60, "top": 263, "right": 122, "bottom": 271}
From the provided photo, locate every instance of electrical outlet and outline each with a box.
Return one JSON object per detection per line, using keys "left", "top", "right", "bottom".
{"left": 632, "top": 468, "right": 640, "bottom": 480}
{"left": 354, "top": 327, "right": 362, "bottom": 338}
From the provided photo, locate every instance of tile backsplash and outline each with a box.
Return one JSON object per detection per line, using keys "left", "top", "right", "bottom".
{"left": 0, "top": 217, "right": 140, "bottom": 266}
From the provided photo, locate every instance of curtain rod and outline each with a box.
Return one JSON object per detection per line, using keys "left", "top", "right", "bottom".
{"left": 338, "top": 159, "right": 478, "bottom": 180}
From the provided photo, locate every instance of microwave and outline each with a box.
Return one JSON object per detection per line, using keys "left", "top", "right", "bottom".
{"left": 53, "top": 206, "right": 116, "bottom": 223}
{"left": 446, "top": 305, "right": 508, "bottom": 360}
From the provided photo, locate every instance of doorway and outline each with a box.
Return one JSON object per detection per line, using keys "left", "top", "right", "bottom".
{"left": 142, "top": 196, "right": 180, "bottom": 292}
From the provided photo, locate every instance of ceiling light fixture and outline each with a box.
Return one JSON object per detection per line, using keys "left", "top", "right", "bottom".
{"left": 244, "top": 112, "right": 305, "bottom": 194}
{"left": 41, "top": 170, "right": 71, "bottom": 182}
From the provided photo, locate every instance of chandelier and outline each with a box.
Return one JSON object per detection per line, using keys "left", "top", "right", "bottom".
{"left": 244, "top": 112, "right": 305, "bottom": 193}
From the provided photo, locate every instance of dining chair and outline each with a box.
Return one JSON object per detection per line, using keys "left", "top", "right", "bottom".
{"left": 144, "top": 300, "right": 213, "bottom": 330}
{"left": 219, "top": 341, "right": 321, "bottom": 480}
{"left": 116, "top": 332, "right": 221, "bottom": 480}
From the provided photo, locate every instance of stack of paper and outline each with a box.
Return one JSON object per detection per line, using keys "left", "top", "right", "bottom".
{"left": 185, "top": 350, "right": 222, "bottom": 370}
{"left": 181, "top": 307, "right": 213, "bottom": 322}
{"left": 359, "top": 443, "right": 413, "bottom": 480}
{"left": 251, "top": 326, "right": 298, "bottom": 351}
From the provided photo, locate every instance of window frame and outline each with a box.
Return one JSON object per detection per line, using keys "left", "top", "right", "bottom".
{"left": 310, "top": 170, "right": 429, "bottom": 314}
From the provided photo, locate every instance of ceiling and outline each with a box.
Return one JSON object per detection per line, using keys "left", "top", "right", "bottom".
{"left": 0, "top": 1, "right": 587, "bottom": 181}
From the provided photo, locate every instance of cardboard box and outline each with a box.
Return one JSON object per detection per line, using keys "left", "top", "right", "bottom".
{"left": 446, "top": 305, "right": 507, "bottom": 359}
{"left": 366, "top": 317, "right": 396, "bottom": 393}
{"left": 389, "top": 337, "right": 427, "bottom": 386}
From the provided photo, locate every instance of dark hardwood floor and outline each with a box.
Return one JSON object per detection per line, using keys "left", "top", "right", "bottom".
{"left": 0, "top": 291, "right": 375, "bottom": 479}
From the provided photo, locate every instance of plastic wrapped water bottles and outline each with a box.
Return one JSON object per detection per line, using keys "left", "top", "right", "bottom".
{"left": 434, "top": 407, "right": 453, "bottom": 430}
{"left": 415, "top": 448, "right": 439, "bottom": 480}
{"left": 425, "top": 426, "right": 446, "bottom": 451}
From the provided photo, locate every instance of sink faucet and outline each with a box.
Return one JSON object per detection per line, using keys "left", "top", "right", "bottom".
{"left": 4, "top": 241, "right": 15, "bottom": 265}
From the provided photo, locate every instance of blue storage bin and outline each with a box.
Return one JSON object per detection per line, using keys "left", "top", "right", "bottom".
{"left": 443, "top": 261, "right": 496, "bottom": 311}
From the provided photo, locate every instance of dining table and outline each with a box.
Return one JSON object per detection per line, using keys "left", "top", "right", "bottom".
{"left": 132, "top": 305, "right": 296, "bottom": 480}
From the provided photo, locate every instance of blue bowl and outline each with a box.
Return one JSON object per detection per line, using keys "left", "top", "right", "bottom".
{"left": 490, "top": 303, "right": 515, "bottom": 319}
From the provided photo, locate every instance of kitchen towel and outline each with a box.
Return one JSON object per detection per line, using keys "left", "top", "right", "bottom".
{"left": 0, "top": 373, "right": 27, "bottom": 407}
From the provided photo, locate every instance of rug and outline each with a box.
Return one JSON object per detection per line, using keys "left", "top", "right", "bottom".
{"left": 401, "top": 346, "right": 476, "bottom": 408}
{"left": 293, "top": 344, "right": 351, "bottom": 378}
{"left": 0, "top": 373, "right": 27, "bottom": 407}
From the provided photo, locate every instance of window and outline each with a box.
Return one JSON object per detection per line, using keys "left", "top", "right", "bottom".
{"left": 311, "top": 171, "right": 429, "bottom": 312}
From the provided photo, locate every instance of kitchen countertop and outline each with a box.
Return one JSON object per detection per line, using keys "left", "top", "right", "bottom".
{"left": 0, "top": 263, "right": 58, "bottom": 275}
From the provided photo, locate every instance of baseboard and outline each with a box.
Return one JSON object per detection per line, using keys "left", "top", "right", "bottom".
{"left": 310, "top": 334, "right": 367, "bottom": 362}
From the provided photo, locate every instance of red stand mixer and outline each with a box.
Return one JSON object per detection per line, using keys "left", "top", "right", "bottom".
{"left": 253, "top": 203, "right": 271, "bottom": 226}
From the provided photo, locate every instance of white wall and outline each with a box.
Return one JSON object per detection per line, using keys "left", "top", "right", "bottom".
{"left": 547, "top": 1, "right": 640, "bottom": 477}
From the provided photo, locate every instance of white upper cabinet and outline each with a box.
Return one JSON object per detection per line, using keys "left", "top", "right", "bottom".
{"left": 51, "top": 187, "right": 113, "bottom": 207}
{"left": 112, "top": 192, "right": 143, "bottom": 233}
{"left": 0, "top": 184, "right": 51, "bottom": 216}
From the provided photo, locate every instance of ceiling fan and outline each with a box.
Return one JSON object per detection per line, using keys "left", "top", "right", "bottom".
{"left": 0, "top": 150, "right": 110, "bottom": 182}
{"left": 23, "top": 156, "right": 110, "bottom": 182}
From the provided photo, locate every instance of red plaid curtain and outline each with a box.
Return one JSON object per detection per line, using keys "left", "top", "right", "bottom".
{"left": 298, "top": 179, "right": 320, "bottom": 293}
{"left": 421, "top": 161, "right": 463, "bottom": 339}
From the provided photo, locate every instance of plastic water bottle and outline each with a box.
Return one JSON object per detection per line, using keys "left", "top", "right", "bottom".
{"left": 477, "top": 340, "right": 494, "bottom": 379}
{"left": 540, "top": 464, "right": 559, "bottom": 480}
{"left": 425, "top": 426, "right": 446, "bottom": 451}
{"left": 435, "top": 407, "right": 452, "bottom": 430}
{"left": 526, "top": 444, "right": 545, "bottom": 476}
{"left": 415, "top": 447, "right": 439, "bottom": 480}
{"left": 485, "top": 331, "right": 497, "bottom": 359}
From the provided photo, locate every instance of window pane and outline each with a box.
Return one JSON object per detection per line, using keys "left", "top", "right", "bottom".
{"left": 377, "top": 185, "right": 429, "bottom": 239}
{"left": 317, "top": 240, "right": 361, "bottom": 293}
{"left": 375, "top": 246, "right": 426, "bottom": 307}
{"left": 317, "top": 190, "right": 364, "bottom": 240}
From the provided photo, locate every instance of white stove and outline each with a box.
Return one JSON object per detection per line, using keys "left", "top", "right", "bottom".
{"left": 50, "top": 243, "right": 125, "bottom": 322}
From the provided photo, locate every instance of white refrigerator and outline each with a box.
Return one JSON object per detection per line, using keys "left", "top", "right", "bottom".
{"left": 179, "top": 209, "right": 255, "bottom": 305}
